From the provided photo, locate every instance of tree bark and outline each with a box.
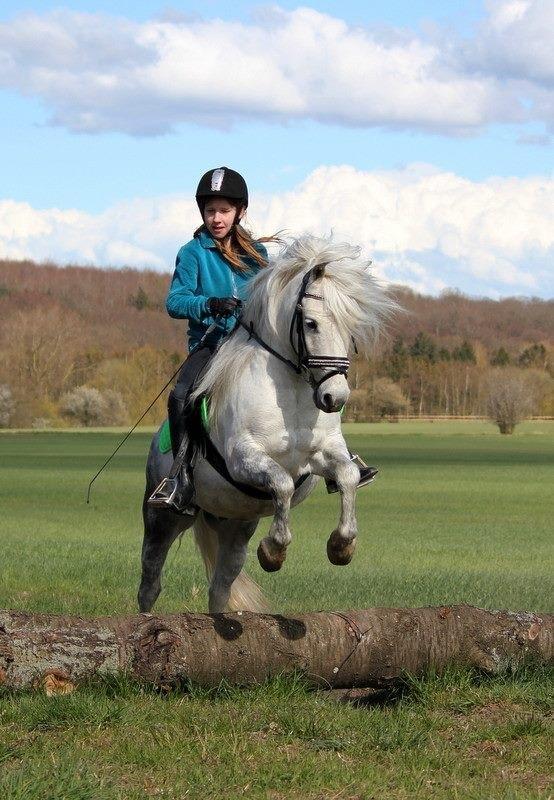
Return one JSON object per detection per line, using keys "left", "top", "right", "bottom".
{"left": 0, "top": 605, "right": 551, "bottom": 693}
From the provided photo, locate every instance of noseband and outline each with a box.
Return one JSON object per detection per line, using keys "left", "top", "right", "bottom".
{"left": 237, "top": 266, "right": 350, "bottom": 395}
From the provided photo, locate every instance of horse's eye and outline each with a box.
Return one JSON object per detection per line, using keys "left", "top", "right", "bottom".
{"left": 305, "top": 318, "right": 318, "bottom": 331}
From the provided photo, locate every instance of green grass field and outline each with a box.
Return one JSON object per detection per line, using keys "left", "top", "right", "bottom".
{"left": 1, "top": 421, "right": 552, "bottom": 615}
{"left": 0, "top": 422, "right": 552, "bottom": 798}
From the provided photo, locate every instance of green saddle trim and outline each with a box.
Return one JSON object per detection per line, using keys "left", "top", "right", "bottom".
{"left": 158, "top": 419, "right": 172, "bottom": 454}
{"left": 158, "top": 397, "right": 211, "bottom": 454}
{"left": 200, "top": 396, "right": 210, "bottom": 431}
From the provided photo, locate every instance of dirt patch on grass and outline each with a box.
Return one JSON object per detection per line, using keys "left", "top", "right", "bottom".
{"left": 498, "top": 766, "right": 552, "bottom": 793}
{"left": 461, "top": 701, "right": 524, "bottom": 723}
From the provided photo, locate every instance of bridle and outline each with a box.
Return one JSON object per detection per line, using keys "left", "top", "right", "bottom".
{"left": 289, "top": 269, "right": 350, "bottom": 391}
{"left": 237, "top": 266, "right": 351, "bottom": 398}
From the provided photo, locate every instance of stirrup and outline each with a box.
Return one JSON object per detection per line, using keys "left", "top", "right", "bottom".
{"left": 148, "top": 477, "right": 195, "bottom": 515}
{"left": 351, "top": 453, "right": 378, "bottom": 488}
{"left": 325, "top": 454, "right": 378, "bottom": 494}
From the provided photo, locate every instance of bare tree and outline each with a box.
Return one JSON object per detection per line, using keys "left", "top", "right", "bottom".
{"left": 371, "top": 377, "right": 409, "bottom": 421}
{"left": 60, "top": 386, "right": 106, "bottom": 427}
{"left": 0, "top": 384, "right": 15, "bottom": 427}
{"left": 101, "top": 389, "right": 128, "bottom": 426}
{"left": 485, "top": 369, "right": 537, "bottom": 434}
{"left": 342, "top": 388, "right": 369, "bottom": 422}
{"left": 60, "top": 386, "right": 127, "bottom": 427}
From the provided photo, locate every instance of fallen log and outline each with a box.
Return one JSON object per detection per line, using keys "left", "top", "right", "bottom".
{"left": 0, "top": 605, "right": 551, "bottom": 693}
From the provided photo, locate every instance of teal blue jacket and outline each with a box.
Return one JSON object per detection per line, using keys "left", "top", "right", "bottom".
{"left": 166, "top": 229, "right": 268, "bottom": 350}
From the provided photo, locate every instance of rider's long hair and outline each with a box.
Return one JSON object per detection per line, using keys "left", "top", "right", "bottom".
{"left": 194, "top": 201, "right": 280, "bottom": 271}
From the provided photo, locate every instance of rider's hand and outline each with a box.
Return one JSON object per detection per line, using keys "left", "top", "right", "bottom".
{"left": 207, "top": 297, "right": 242, "bottom": 318}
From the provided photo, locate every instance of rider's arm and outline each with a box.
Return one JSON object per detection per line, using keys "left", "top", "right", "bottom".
{"left": 166, "top": 244, "right": 210, "bottom": 322}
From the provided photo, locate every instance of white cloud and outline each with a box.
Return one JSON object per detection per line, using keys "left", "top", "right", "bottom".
{"left": 0, "top": 3, "right": 552, "bottom": 135}
{"left": 466, "top": 0, "right": 554, "bottom": 87}
{"left": 1, "top": 165, "right": 552, "bottom": 298}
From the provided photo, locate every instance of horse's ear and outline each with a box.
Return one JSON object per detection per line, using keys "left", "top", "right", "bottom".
{"left": 312, "top": 262, "right": 327, "bottom": 280}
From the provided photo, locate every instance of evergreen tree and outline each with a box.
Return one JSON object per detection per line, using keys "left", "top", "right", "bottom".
{"left": 385, "top": 336, "right": 408, "bottom": 381}
{"left": 452, "top": 340, "right": 476, "bottom": 363}
{"left": 490, "top": 347, "right": 510, "bottom": 366}
{"left": 410, "top": 332, "right": 436, "bottom": 363}
{"left": 129, "top": 286, "right": 150, "bottom": 311}
{"left": 518, "top": 343, "right": 547, "bottom": 369}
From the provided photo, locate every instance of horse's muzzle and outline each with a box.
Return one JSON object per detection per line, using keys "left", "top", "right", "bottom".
{"left": 314, "top": 378, "right": 350, "bottom": 413}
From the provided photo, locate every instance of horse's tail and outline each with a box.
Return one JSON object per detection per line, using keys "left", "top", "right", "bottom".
{"left": 192, "top": 511, "right": 270, "bottom": 613}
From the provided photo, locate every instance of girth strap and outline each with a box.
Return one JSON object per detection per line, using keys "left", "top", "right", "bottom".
{"left": 202, "top": 433, "right": 311, "bottom": 501}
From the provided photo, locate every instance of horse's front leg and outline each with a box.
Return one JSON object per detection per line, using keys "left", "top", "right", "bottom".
{"left": 313, "top": 447, "right": 360, "bottom": 565}
{"left": 230, "top": 446, "right": 295, "bottom": 572}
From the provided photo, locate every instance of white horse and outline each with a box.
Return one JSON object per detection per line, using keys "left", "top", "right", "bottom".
{"left": 138, "top": 235, "right": 396, "bottom": 613}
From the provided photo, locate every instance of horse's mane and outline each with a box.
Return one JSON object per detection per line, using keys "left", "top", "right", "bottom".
{"left": 192, "top": 235, "right": 397, "bottom": 428}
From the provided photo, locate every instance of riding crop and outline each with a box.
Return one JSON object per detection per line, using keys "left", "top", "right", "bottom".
{"left": 85, "top": 319, "right": 222, "bottom": 504}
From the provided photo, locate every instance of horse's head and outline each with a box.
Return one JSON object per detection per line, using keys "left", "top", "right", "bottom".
{"left": 294, "top": 263, "right": 351, "bottom": 413}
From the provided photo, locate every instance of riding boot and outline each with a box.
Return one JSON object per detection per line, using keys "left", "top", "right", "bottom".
{"left": 148, "top": 389, "right": 196, "bottom": 514}
{"left": 325, "top": 453, "right": 378, "bottom": 494}
{"left": 167, "top": 388, "right": 188, "bottom": 461}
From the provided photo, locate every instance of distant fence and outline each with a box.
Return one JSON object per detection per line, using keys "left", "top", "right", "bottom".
{"left": 392, "top": 415, "right": 553, "bottom": 422}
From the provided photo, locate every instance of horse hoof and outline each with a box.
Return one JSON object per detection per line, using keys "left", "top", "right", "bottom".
{"left": 327, "top": 531, "right": 357, "bottom": 566}
{"left": 257, "top": 539, "right": 286, "bottom": 572}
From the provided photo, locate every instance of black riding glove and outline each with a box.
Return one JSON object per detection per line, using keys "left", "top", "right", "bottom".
{"left": 207, "top": 297, "right": 242, "bottom": 318}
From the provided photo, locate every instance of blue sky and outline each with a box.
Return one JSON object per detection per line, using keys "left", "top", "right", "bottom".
{"left": 0, "top": 1, "right": 486, "bottom": 30}
{"left": 0, "top": 1, "right": 552, "bottom": 297}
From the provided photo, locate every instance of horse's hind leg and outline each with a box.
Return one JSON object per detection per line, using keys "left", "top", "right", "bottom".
{"left": 203, "top": 515, "right": 260, "bottom": 613}
{"left": 137, "top": 496, "right": 195, "bottom": 612}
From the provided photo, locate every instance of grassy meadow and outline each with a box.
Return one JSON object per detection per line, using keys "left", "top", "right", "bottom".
{"left": 1, "top": 420, "right": 552, "bottom": 615}
{"left": 0, "top": 421, "right": 552, "bottom": 799}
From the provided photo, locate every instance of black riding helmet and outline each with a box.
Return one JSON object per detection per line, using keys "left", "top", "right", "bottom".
{"left": 195, "top": 167, "right": 248, "bottom": 212}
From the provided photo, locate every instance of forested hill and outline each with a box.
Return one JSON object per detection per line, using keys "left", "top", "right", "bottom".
{"left": 0, "top": 258, "right": 552, "bottom": 427}
{"left": 0, "top": 259, "right": 184, "bottom": 355}
{"left": 2, "top": 258, "right": 552, "bottom": 352}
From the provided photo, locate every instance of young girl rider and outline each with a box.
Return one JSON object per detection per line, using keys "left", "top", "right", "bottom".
{"left": 150, "top": 166, "right": 376, "bottom": 514}
{"left": 148, "top": 166, "right": 272, "bottom": 513}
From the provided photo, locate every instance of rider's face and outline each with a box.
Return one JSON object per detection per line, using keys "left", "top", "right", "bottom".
{"left": 203, "top": 198, "right": 243, "bottom": 240}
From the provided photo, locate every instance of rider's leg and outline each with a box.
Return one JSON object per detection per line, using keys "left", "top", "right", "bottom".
{"left": 151, "top": 380, "right": 195, "bottom": 512}
{"left": 168, "top": 384, "right": 188, "bottom": 460}
{"left": 148, "top": 345, "right": 212, "bottom": 513}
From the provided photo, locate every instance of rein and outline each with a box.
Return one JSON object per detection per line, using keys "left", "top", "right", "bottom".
{"left": 237, "top": 267, "right": 350, "bottom": 394}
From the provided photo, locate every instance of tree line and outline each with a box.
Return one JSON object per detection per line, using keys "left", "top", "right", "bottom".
{"left": 0, "top": 259, "right": 552, "bottom": 431}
